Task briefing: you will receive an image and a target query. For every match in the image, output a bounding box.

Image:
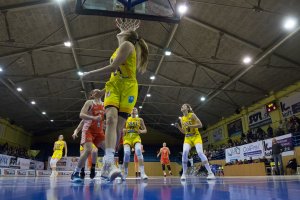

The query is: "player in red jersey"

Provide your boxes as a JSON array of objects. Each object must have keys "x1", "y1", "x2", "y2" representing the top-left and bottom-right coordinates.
[
  {"x1": 157, "y1": 142, "x2": 172, "y2": 177},
  {"x1": 71, "y1": 89, "x2": 105, "y2": 182}
]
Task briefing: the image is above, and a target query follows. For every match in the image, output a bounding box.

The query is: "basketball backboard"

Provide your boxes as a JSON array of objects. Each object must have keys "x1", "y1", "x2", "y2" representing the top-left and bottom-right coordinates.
[{"x1": 75, "y1": 0, "x2": 180, "y2": 23}]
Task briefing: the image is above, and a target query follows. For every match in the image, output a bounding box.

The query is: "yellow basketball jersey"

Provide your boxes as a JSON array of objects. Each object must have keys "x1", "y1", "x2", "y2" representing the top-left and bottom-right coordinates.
[
  {"x1": 181, "y1": 113, "x2": 200, "y2": 135},
  {"x1": 54, "y1": 140, "x2": 65, "y2": 151},
  {"x1": 110, "y1": 47, "x2": 137, "y2": 79},
  {"x1": 125, "y1": 117, "x2": 141, "y2": 135}
]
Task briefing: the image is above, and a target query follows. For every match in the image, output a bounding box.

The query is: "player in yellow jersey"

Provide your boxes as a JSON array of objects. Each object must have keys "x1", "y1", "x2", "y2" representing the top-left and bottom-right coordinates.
[
  {"x1": 175, "y1": 104, "x2": 215, "y2": 180},
  {"x1": 50, "y1": 135, "x2": 67, "y2": 178},
  {"x1": 123, "y1": 107, "x2": 148, "y2": 180},
  {"x1": 82, "y1": 26, "x2": 149, "y2": 181}
]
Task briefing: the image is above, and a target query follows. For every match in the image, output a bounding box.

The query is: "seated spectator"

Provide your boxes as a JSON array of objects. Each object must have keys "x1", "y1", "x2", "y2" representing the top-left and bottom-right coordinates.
[
  {"x1": 261, "y1": 156, "x2": 270, "y2": 167},
  {"x1": 286, "y1": 158, "x2": 297, "y2": 175},
  {"x1": 267, "y1": 125, "x2": 273, "y2": 138},
  {"x1": 249, "y1": 157, "x2": 253, "y2": 164},
  {"x1": 257, "y1": 127, "x2": 265, "y2": 140},
  {"x1": 243, "y1": 159, "x2": 249, "y2": 164}
]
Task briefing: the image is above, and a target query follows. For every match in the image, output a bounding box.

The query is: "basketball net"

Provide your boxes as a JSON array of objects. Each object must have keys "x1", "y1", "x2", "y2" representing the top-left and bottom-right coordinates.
[{"x1": 116, "y1": 18, "x2": 140, "y2": 32}]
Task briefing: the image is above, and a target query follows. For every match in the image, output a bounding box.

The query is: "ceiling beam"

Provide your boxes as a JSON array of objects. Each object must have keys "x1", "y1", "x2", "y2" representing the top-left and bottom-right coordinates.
[
  {"x1": 184, "y1": 16, "x2": 300, "y2": 68},
  {"x1": 140, "y1": 24, "x2": 179, "y2": 111},
  {"x1": 194, "y1": 23, "x2": 300, "y2": 112},
  {"x1": 0, "y1": 0, "x2": 55, "y2": 12},
  {"x1": 0, "y1": 29, "x2": 117, "y2": 60}
]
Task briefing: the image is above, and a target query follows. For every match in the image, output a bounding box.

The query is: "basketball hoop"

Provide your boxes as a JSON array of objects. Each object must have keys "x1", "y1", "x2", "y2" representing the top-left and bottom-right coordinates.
[{"x1": 116, "y1": 18, "x2": 140, "y2": 32}]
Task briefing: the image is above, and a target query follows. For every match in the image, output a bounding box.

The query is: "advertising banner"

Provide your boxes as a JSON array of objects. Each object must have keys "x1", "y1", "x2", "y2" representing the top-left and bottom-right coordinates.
[
  {"x1": 263, "y1": 134, "x2": 294, "y2": 157},
  {"x1": 280, "y1": 92, "x2": 300, "y2": 118},
  {"x1": 225, "y1": 146, "x2": 243, "y2": 163},
  {"x1": 0, "y1": 154, "x2": 12, "y2": 167},
  {"x1": 248, "y1": 107, "x2": 272, "y2": 128},
  {"x1": 17, "y1": 158, "x2": 31, "y2": 170},
  {"x1": 242, "y1": 141, "x2": 264, "y2": 160}
]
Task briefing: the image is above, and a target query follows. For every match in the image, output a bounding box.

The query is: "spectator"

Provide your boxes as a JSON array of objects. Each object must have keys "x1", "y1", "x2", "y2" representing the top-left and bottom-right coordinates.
[
  {"x1": 267, "y1": 125, "x2": 274, "y2": 138},
  {"x1": 257, "y1": 127, "x2": 265, "y2": 140},
  {"x1": 249, "y1": 157, "x2": 253, "y2": 164},
  {"x1": 243, "y1": 159, "x2": 249, "y2": 164},
  {"x1": 283, "y1": 118, "x2": 290, "y2": 133},
  {"x1": 272, "y1": 138, "x2": 284, "y2": 175},
  {"x1": 290, "y1": 115, "x2": 300, "y2": 132},
  {"x1": 286, "y1": 158, "x2": 297, "y2": 175},
  {"x1": 261, "y1": 156, "x2": 270, "y2": 167},
  {"x1": 277, "y1": 120, "x2": 285, "y2": 136}
]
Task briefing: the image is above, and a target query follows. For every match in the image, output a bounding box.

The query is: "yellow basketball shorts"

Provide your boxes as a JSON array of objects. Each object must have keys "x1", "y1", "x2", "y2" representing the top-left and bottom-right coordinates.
[
  {"x1": 80, "y1": 143, "x2": 97, "y2": 152},
  {"x1": 104, "y1": 75, "x2": 138, "y2": 114},
  {"x1": 184, "y1": 134, "x2": 203, "y2": 147},
  {"x1": 123, "y1": 133, "x2": 141, "y2": 148},
  {"x1": 51, "y1": 150, "x2": 63, "y2": 159}
]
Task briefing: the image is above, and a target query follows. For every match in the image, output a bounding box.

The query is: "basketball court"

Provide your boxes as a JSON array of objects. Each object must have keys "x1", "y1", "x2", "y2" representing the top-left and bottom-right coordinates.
[
  {"x1": 1, "y1": 0, "x2": 300, "y2": 199},
  {"x1": 1, "y1": 176, "x2": 300, "y2": 200}
]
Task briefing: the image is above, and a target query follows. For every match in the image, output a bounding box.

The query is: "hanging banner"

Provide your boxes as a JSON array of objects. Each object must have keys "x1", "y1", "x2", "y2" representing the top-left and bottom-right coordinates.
[
  {"x1": 227, "y1": 119, "x2": 243, "y2": 137},
  {"x1": 280, "y1": 92, "x2": 300, "y2": 118},
  {"x1": 211, "y1": 127, "x2": 224, "y2": 142},
  {"x1": 263, "y1": 134, "x2": 294, "y2": 157},
  {"x1": 0, "y1": 154, "x2": 12, "y2": 167},
  {"x1": 248, "y1": 107, "x2": 272, "y2": 128}
]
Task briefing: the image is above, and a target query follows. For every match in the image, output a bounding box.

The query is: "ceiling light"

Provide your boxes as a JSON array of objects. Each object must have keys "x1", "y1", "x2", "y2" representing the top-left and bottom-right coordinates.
[
  {"x1": 0, "y1": 67, "x2": 3, "y2": 72},
  {"x1": 171, "y1": 123, "x2": 175, "y2": 126},
  {"x1": 77, "y1": 71, "x2": 84, "y2": 76},
  {"x1": 139, "y1": 106, "x2": 143, "y2": 109},
  {"x1": 243, "y1": 56, "x2": 252, "y2": 64},
  {"x1": 164, "y1": 50, "x2": 172, "y2": 56},
  {"x1": 283, "y1": 17, "x2": 297, "y2": 30},
  {"x1": 16, "y1": 87, "x2": 22, "y2": 92},
  {"x1": 150, "y1": 75, "x2": 156, "y2": 80},
  {"x1": 200, "y1": 96, "x2": 206, "y2": 102},
  {"x1": 177, "y1": 4, "x2": 188, "y2": 15},
  {"x1": 64, "y1": 41, "x2": 72, "y2": 47},
  {"x1": 31, "y1": 101, "x2": 36, "y2": 105},
  {"x1": 50, "y1": 119, "x2": 54, "y2": 122},
  {"x1": 42, "y1": 112, "x2": 46, "y2": 115},
  {"x1": 146, "y1": 94, "x2": 151, "y2": 97}
]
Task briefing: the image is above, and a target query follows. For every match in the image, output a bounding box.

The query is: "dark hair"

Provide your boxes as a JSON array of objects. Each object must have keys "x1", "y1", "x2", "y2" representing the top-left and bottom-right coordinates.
[{"x1": 183, "y1": 104, "x2": 194, "y2": 113}]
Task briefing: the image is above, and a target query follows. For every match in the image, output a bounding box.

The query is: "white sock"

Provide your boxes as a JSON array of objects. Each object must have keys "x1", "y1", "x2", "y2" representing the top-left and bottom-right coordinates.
[
  {"x1": 182, "y1": 162, "x2": 187, "y2": 175},
  {"x1": 75, "y1": 167, "x2": 81, "y2": 173},
  {"x1": 205, "y1": 163, "x2": 212, "y2": 174},
  {"x1": 139, "y1": 165, "x2": 145, "y2": 174},
  {"x1": 105, "y1": 148, "x2": 115, "y2": 162}
]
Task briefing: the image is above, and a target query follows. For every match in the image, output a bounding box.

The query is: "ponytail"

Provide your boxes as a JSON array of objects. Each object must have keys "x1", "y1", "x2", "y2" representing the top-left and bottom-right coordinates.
[
  {"x1": 124, "y1": 31, "x2": 149, "y2": 74},
  {"x1": 185, "y1": 104, "x2": 194, "y2": 113},
  {"x1": 136, "y1": 38, "x2": 149, "y2": 74}
]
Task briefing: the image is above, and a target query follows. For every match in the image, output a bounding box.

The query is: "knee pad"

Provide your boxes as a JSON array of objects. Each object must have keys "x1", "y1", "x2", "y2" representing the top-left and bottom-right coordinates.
[
  {"x1": 134, "y1": 143, "x2": 143, "y2": 160},
  {"x1": 162, "y1": 164, "x2": 166, "y2": 171},
  {"x1": 123, "y1": 145, "x2": 131, "y2": 163}
]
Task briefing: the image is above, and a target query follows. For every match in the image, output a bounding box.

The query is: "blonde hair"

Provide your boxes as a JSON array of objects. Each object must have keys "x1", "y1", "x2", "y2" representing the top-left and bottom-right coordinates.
[{"x1": 124, "y1": 31, "x2": 149, "y2": 74}]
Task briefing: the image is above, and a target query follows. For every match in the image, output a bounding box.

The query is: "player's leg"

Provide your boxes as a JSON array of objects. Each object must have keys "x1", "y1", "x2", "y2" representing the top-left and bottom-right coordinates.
[
  {"x1": 162, "y1": 164, "x2": 166, "y2": 177},
  {"x1": 71, "y1": 142, "x2": 93, "y2": 181},
  {"x1": 118, "y1": 144, "x2": 124, "y2": 171},
  {"x1": 90, "y1": 146, "x2": 98, "y2": 179},
  {"x1": 50, "y1": 158, "x2": 59, "y2": 178},
  {"x1": 123, "y1": 144, "x2": 131, "y2": 179},
  {"x1": 195, "y1": 143, "x2": 215, "y2": 179},
  {"x1": 181, "y1": 143, "x2": 191, "y2": 181},
  {"x1": 134, "y1": 142, "x2": 148, "y2": 180},
  {"x1": 79, "y1": 146, "x2": 85, "y2": 179},
  {"x1": 167, "y1": 164, "x2": 172, "y2": 175}
]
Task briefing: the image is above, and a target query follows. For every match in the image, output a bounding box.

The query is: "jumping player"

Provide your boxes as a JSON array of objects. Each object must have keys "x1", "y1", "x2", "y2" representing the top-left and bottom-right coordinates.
[
  {"x1": 157, "y1": 142, "x2": 172, "y2": 177},
  {"x1": 71, "y1": 89, "x2": 105, "y2": 182},
  {"x1": 175, "y1": 104, "x2": 215, "y2": 180},
  {"x1": 50, "y1": 135, "x2": 67, "y2": 178},
  {"x1": 82, "y1": 25, "x2": 149, "y2": 181},
  {"x1": 123, "y1": 107, "x2": 148, "y2": 180}
]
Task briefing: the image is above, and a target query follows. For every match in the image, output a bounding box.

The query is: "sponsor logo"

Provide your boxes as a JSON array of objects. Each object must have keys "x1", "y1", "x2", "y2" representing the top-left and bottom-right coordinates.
[
  {"x1": 4, "y1": 169, "x2": 16, "y2": 175},
  {"x1": 17, "y1": 170, "x2": 27, "y2": 176},
  {"x1": 128, "y1": 96, "x2": 134, "y2": 103}
]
